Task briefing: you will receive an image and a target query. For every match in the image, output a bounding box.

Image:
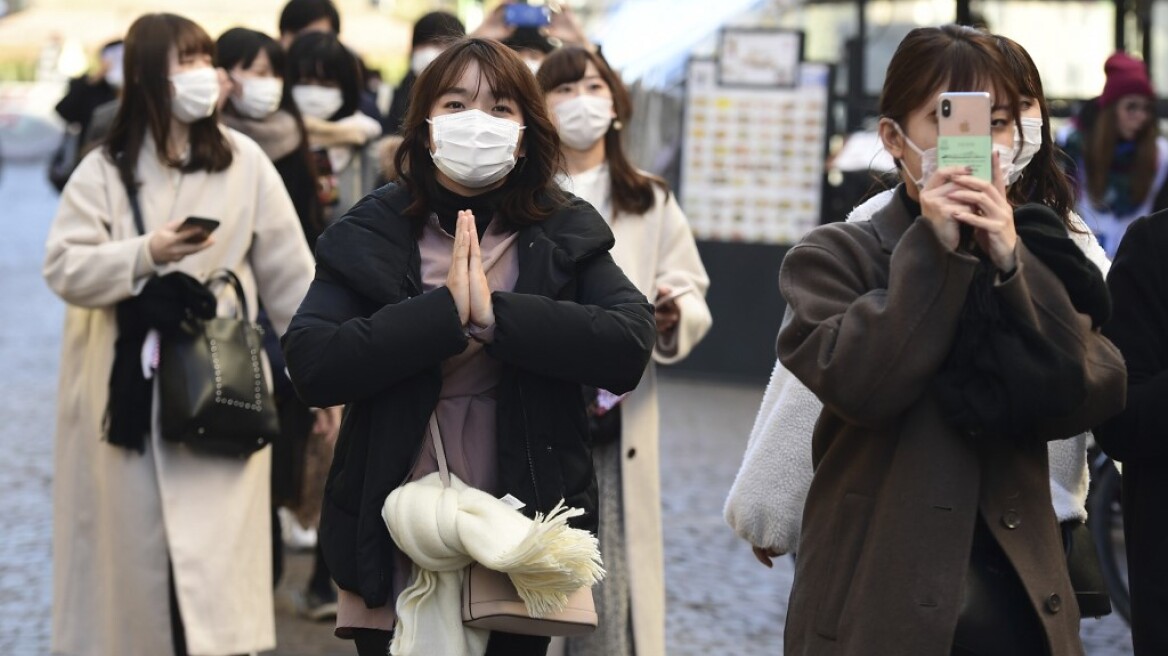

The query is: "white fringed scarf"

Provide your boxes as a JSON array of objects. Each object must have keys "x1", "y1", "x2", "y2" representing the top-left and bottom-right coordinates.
[{"x1": 382, "y1": 472, "x2": 604, "y2": 656}]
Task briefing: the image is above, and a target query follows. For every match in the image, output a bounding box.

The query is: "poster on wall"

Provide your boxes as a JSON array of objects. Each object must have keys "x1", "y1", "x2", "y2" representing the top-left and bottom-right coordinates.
[
  {"x1": 717, "y1": 28, "x2": 804, "y2": 88},
  {"x1": 680, "y1": 58, "x2": 831, "y2": 245}
]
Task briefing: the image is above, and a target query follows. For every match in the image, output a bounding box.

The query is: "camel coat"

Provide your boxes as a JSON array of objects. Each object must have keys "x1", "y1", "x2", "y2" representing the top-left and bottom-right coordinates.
[
  {"x1": 43, "y1": 129, "x2": 314, "y2": 656},
  {"x1": 777, "y1": 195, "x2": 1126, "y2": 655},
  {"x1": 560, "y1": 166, "x2": 712, "y2": 655}
]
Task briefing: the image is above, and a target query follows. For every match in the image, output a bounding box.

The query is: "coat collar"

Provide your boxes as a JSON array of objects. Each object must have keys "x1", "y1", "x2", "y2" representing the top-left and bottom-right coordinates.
[
  {"x1": 314, "y1": 184, "x2": 614, "y2": 304},
  {"x1": 869, "y1": 185, "x2": 917, "y2": 253}
]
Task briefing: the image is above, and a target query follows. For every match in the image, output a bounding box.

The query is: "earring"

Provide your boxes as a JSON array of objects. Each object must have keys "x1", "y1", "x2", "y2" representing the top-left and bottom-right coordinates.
[{"x1": 613, "y1": 119, "x2": 624, "y2": 131}]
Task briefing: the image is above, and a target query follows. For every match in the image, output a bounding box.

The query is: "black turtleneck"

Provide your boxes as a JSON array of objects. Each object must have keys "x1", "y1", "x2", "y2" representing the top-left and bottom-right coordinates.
[
  {"x1": 431, "y1": 182, "x2": 504, "y2": 239},
  {"x1": 896, "y1": 184, "x2": 922, "y2": 219}
]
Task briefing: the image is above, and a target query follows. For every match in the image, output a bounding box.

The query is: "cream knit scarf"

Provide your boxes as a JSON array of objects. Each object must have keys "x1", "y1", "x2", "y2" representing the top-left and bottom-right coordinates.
[{"x1": 382, "y1": 472, "x2": 604, "y2": 656}]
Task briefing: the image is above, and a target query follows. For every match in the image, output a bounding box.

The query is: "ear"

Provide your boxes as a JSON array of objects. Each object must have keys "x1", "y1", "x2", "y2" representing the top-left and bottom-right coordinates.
[{"x1": 878, "y1": 118, "x2": 905, "y2": 160}]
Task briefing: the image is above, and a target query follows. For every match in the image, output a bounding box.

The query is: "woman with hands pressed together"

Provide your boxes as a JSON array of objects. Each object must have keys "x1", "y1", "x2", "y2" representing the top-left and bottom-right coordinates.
[
  {"x1": 281, "y1": 38, "x2": 655, "y2": 656},
  {"x1": 776, "y1": 25, "x2": 1125, "y2": 656}
]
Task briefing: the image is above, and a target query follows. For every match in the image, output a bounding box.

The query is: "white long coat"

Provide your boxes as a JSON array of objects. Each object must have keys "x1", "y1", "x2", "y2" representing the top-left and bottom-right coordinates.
[
  {"x1": 560, "y1": 165, "x2": 712, "y2": 656},
  {"x1": 43, "y1": 129, "x2": 315, "y2": 656}
]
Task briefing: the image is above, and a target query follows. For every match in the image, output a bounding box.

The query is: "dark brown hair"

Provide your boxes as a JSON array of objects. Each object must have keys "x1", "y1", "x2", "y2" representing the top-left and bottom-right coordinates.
[
  {"x1": 393, "y1": 38, "x2": 565, "y2": 230},
  {"x1": 992, "y1": 34, "x2": 1080, "y2": 231},
  {"x1": 105, "y1": 14, "x2": 232, "y2": 186},
  {"x1": 1085, "y1": 101, "x2": 1159, "y2": 208},
  {"x1": 537, "y1": 46, "x2": 667, "y2": 217},
  {"x1": 881, "y1": 25, "x2": 1019, "y2": 163}
]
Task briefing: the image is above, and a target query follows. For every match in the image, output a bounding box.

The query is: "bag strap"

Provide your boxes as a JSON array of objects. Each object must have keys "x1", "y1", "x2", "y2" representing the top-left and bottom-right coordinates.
[
  {"x1": 205, "y1": 269, "x2": 250, "y2": 320},
  {"x1": 117, "y1": 159, "x2": 147, "y2": 237},
  {"x1": 428, "y1": 413, "x2": 451, "y2": 488}
]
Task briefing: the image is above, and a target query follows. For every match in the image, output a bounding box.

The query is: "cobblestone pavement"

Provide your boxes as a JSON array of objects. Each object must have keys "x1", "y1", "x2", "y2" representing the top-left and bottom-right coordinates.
[{"x1": 0, "y1": 162, "x2": 1135, "y2": 654}]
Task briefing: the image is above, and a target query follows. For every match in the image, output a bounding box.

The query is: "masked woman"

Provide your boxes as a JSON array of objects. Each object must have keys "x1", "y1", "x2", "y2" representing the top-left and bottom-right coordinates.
[
  {"x1": 776, "y1": 25, "x2": 1125, "y2": 655},
  {"x1": 282, "y1": 38, "x2": 655, "y2": 656},
  {"x1": 43, "y1": 13, "x2": 314, "y2": 656},
  {"x1": 537, "y1": 46, "x2": 711, "y2": 656}
]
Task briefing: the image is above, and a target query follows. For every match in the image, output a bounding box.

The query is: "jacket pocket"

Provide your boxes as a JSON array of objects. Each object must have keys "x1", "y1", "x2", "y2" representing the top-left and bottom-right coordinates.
[{"x1": 814, "y1": 492, "x2": 875, "y2": 640}]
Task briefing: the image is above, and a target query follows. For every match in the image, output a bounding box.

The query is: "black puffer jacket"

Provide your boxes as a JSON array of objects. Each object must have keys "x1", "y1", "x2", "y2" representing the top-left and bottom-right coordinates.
[{"x1": 283, "y1": 183, "x2": 655, "y2": 607}]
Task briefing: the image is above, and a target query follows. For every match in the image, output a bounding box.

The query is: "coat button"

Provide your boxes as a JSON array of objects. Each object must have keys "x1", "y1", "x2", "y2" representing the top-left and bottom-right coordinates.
[
  {"x1": 1045, "y1": 593, "x2": 1062, "y2": 614},
  {"x1": 1001, "y1": 510, "x2": 1021, "y2": 529},
  {"x1": 626, "y1": 448, "x2": 636, "y2": 459}
]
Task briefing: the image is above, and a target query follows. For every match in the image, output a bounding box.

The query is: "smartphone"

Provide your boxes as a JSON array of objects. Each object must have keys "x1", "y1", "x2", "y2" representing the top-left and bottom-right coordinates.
[
  {"x1": 179, "y1": 216, "x2": 220, "y2": 243},
  {"x1": 505, "y1": 3, "x2": 551, "y2": 27},
  {"x1": 655, "y1": 285, "x2": 695, "y2": 308},
  {"x1": 936, "y1": 92, "x2": 993, "y2": 182}
]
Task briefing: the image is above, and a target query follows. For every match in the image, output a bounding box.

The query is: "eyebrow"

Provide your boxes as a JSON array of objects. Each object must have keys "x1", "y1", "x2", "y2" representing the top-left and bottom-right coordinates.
[{"x1": 439, "y1": 86, "x2": 514, "y2": 102}]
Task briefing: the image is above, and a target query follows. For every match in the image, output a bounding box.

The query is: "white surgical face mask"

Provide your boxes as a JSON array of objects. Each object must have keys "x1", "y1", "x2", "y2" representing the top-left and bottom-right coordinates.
[
  {"x1": 231, "y1": 76, "x2": 284, "y2": 120},
  {"x1": 105, "y1": 65, "x2": 124, "y2": 90},
  {"x1": 554, "y1": 95, "x2": 614, "y2": 151},
  {"x1": 1007, "y1": 117, "x2": 1044, "y2": 185},
  {"x1": 429, "y1": 109, "x2": 525, "y2": 188},
  {"x1": 170, "y1": 67, "x2": 220, "y2": 124},
  {"x1": 993, "y1": 142, "x2": 1019, "y2": 186},
  {"x1": 411, "y1": 46, "x2": 443, "y2": 75},
  {"x1": 892, "y1": 122, "x2": 936, "y2": 190},
  {"x1": 292, "y1": 84, "x2": 344, "y2": 120}
]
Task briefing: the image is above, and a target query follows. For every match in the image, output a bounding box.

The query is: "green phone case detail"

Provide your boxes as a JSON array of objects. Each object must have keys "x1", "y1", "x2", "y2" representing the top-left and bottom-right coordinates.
[{"x1": 937, "y1": 135, "x2": 992, "y2": 182}]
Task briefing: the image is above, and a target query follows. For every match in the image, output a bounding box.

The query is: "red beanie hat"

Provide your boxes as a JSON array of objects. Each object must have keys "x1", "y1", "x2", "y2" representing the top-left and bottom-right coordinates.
[{"x1": 1100, "y1": 52, "x2": 1154, "y2": 108}]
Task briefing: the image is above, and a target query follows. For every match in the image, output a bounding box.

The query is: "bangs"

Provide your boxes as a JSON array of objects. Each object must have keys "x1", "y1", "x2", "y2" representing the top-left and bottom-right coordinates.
[
  {"x1": 940, "y1": 42, "x2": 1017, "y2": 109},
  {"x1": 287, "y1": 33, "x2": 354, "y2": 84},
  {"x1": 536, "y1": 48, "x2": 589, "y2": 90},
  {"x1": 173, "y1": 19, "x2": 214, "y2": 60},
  {"x1": 427, "y1": 41, "x2": 529, "y2": 104}
]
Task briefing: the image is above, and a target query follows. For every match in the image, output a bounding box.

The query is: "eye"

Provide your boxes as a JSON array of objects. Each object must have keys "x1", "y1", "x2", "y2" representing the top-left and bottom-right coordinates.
[
  {"x1": 556, "y1": 84, "x2": 573, "y2": 94},
  {"x1": 493, "y1": 104, "x2": 514, "y2": 114},
  {"x1": 588, "y1": 83, "x2": 605, "y2": 92},
  {"x1": 443, "y1": 100, "x2": 465, "y2": 110}
]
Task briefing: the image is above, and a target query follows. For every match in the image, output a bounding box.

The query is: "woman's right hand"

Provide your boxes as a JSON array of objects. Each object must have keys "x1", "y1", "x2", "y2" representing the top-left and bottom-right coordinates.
[
  {"x1": 918, "y1": 165, "x2": 971, "y2": 252},
  {"x1": 148, "y1": 218, "x2": 214, "y2": 264},
  {"x1": 752, "y1": 545, "x2": 781, "y2": 568},
  {"x1": 446, "y1": 211, "x2": 472, "y2": 326}
]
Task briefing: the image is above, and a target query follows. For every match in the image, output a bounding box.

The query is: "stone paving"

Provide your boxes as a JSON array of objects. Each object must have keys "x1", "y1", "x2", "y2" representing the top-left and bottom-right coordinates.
[{"x1": 0, "y1": 161, "x2": 1135, "y2": 654}]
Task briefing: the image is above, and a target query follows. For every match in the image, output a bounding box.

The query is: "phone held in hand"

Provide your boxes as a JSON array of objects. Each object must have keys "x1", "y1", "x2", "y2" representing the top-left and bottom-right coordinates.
[
  {"x1": 936, "y1": 92, "x2": 992, "y2": 182},
  {"x1": 654, "y1": 285, "x2": 695, "y2": 308},
  {"x1": 504, "y1": 3, "x2": 551, "y2": 27},
  {"x1": 179, "y1": 216, "x2": 220, "y2": 243}
]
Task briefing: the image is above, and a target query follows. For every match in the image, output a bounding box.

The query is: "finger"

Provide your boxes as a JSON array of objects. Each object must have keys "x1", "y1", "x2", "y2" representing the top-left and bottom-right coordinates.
[
  {"x1": 951, "y1": 212, "x2": 1004, "y2": 230},
  {"x1": 751, "y1": 547, "x2": 774, "y2": 568},
  {"x1": 990, "y1": 149, "x2": 1007, "y2": 196},
  {"x1": 923, "y1": 165, "x2": 973, "y2": 191}
]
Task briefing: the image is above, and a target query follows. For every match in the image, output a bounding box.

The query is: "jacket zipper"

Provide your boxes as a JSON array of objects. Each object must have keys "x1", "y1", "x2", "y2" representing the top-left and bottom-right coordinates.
[{"x1": 518, "y1": 384, "x2": 543, "y2": 510}]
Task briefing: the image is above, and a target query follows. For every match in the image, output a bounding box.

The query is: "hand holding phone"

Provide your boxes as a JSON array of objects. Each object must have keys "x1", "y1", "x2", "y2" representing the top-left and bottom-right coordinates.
[
  {"x1": 178, "y1": 216, "x2": 220, "y2": 243},
  {"x1": 936, "y1": 92, "x2": 992, "y2": 182},
  {"x1": 654, "y1": 284, "x2": 695, "y2": 308},
  {"x1": 505, "y1": 3, "x2": 551, "y2": 27}
]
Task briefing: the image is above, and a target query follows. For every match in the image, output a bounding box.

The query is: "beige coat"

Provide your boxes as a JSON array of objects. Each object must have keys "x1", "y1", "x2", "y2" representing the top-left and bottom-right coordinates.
[
  {"x1": 43, "y1": 129, "x2": 315, "y2": 656},
  {"x1": 561, "y1": 166, "x2": 713, "y2": 655}
]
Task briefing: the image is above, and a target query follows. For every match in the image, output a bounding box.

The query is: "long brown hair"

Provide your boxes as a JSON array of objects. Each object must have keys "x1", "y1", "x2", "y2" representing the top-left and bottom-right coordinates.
[
  {"x1": 105, "y1": 13, "x2": 233, "y2": 187},
  {"x1": 393, "y1": 38, "x2": 565, "y2": 231},
  {"x1": 537, "y1": 46, "x2": 667, "y2": 217},
  {"x1": 880, "y1": 25, "x2": 1019, "y2": 173},
  {"x1": 1085, "y1": 102, "x2": 1159, "y2": 208},
  {"x1": 992, "y1": 34, "x2": 1079, "y2": 231}
]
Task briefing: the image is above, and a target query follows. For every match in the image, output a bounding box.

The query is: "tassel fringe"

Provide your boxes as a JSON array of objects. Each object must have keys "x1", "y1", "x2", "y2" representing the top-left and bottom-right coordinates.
[{"x1": 489, "y1": 500, "x2": 606, "y2": 618}]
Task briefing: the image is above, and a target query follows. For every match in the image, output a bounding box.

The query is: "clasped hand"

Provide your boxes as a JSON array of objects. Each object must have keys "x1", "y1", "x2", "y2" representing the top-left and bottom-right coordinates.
[
  {"x1": 919, "y1": 150, "x2": 1018, "y2": 273},
  {"x1": 446, "y1": 210, "x2": 494, "y2": 330}
]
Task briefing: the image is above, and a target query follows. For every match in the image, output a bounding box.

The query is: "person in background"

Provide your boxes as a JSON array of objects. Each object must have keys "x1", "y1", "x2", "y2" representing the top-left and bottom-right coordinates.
[
  {"x1": 777, "y1": 24, "x2": 1125, "y2": 655},
  {"x1": 384, "y1": 10, "x2": 465, "y2": 135},
  {"x1": 215, "y1": 26, "x2": 343, "y2": 617},
  {"x1": 1095, "y1": 203, "x2": 1168, "y2": 656},
  {"x1": 538, "y1": 46, "x2": 711, "y2": 656},
  {"x1": 285, "y1": 31, "x2": 381, "y2": 224},
  {"x1": 1061, "y1": 52, "x2": 1168, "y2": 257},
  {"x1": 282, "y1": 37, "x2": 655, "y2": 656},
  {"x1": 43, "y1": 13, "x2": 315, "y2": 656},
  {"x1": 277, "y1": 0, "x2": 340, "y2": 49},
  {"x1": 50, "y1": 39, "x2": 123, "y2": 191}
]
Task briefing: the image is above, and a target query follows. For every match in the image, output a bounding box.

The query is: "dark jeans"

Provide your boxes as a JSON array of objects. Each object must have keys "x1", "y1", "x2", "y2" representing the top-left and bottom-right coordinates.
[
  {"x1": 352, "y1": 628, "x2": 550, "y2": 656},
  {"x1": 1123, "y1": 463, "x2": 1168, "y2": 655}
]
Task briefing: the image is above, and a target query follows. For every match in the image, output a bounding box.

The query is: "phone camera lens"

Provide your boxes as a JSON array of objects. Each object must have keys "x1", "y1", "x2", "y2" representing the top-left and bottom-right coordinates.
[{"x1": 941, "y1": 100, "x2": 951, "y2": 117}]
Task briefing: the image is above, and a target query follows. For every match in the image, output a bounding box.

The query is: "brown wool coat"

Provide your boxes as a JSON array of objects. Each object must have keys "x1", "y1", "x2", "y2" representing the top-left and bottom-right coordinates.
[{"x1": 776, "y1": 196, "x2": 1127, "y2": 656}]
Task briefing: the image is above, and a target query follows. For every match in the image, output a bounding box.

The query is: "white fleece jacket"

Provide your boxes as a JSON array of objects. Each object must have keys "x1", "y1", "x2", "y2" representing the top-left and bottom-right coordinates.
[{"x1": 724, "y1": 189, "x2": 1109, "y2": 554}]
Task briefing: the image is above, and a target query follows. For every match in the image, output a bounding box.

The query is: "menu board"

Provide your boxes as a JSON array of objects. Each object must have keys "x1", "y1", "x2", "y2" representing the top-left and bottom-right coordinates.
[{"x1": 680, "y1": 59, "x2": 831, "y2": 245}]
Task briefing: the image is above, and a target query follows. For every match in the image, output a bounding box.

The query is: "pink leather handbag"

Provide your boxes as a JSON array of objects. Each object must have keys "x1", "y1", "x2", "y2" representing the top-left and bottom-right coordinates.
[{"x1": 427, "y1": 415, "x2": 599, "y2": 637}]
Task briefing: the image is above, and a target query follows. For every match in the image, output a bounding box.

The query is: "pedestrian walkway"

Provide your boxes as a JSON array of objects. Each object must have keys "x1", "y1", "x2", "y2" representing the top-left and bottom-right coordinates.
[{"x1": 0, "y1": 162, "x2": 1134, "y2": 654}]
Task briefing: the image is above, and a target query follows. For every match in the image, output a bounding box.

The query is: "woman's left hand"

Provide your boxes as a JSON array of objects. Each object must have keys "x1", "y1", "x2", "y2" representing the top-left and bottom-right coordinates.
[
  {"x1": 654, "y1": 285, "x2": 680, "y2": 335},
  {"x1": 946, "y1": 150, "x2": 1018, "y2": 273},
  {"x1": 466, "y1": 211, "x2": 495, "y2": 329}
]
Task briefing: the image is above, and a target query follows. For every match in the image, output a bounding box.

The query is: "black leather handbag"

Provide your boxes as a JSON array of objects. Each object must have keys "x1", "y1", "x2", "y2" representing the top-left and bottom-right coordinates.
[{"x1": 157, "y1": 269, "x2": 279, "y2": 457}]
